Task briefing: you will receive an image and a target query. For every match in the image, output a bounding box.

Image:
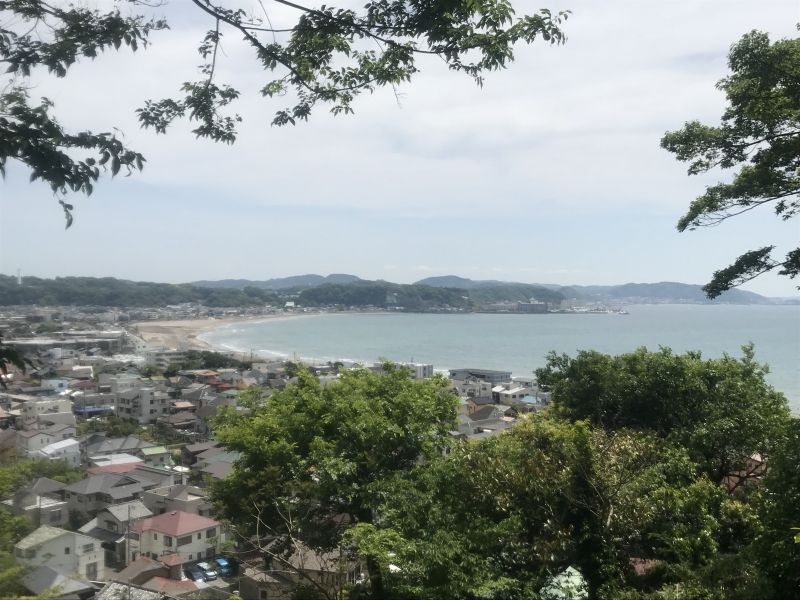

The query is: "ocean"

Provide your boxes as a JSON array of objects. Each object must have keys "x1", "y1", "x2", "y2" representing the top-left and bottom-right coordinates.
[{"x1": 200, "y1": 304, "x2": 800, "y2": 408}]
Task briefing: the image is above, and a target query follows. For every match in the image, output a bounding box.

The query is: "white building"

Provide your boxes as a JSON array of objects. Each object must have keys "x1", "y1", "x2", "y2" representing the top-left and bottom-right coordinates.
[
  {"x1": 37, "y1": 438, "x2": 81, "y2": 467},
  {"x1": 20, "y1": 397, "x2": 75, "y2": 430},
  {"x1": 14, "y1": 525, "x2": 105, "y2": 581},
  {"x1": 130, "y1": 510, "x2": 225, "y2": 563}
]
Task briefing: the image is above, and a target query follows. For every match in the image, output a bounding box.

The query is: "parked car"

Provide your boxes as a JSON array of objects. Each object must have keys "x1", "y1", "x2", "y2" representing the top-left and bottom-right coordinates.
[
  {"x1": 197, "y1": 562, "x2": 218, "y2": 581},
  {"x1": 184, "y1": 565, "x2": 205, "y2": 582},
  {"x1": 213, "y1": 556, "x2": 233, "y2": 577}
]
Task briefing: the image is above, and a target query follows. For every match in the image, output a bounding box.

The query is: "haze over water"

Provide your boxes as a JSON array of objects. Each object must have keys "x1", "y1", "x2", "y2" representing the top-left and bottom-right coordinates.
[{"x1": 201, "y1": 304, "x2": 800, "y2": 407}]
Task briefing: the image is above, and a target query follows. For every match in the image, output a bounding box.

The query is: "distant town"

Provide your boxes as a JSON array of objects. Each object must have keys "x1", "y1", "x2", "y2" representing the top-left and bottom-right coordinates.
[{"x1": 0, "y1": 303, "x2": 551, "y2": 599}]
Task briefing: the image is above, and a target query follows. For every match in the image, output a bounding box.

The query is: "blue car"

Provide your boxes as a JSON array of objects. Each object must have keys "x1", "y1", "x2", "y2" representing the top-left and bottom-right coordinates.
[{"x1": 213, "y1": 556, "x2": 233, "y2": 577}]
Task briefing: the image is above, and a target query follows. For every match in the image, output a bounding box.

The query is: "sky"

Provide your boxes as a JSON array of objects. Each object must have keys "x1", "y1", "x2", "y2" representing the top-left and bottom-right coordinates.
[{"x1": 1, "y1": 0, "x2": 799, "y2": 297}]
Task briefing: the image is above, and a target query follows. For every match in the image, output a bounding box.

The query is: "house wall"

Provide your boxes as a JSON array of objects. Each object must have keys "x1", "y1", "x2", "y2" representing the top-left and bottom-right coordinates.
[
  {"x1": 133, "y1": 525, "x2": 223, "y2": 562},
  {"x1": 16, "y1": 532, "x2": 105, "y2": 580}
]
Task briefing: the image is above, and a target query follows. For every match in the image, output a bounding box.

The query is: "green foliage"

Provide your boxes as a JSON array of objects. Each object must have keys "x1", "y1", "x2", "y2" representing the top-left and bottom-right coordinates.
[
  {"x1": 347, "y1": 417, "x2": 752, "y2": 599},
  {"x1": 211, "y1": 365, "x2": 457, "y2": 553},
  {"x1": 755, "y1": 417, "x2": 800, "y2": 594},
  {"x1": 79, "y1": 415, "x2": 142, "y2": 438},
  {"x1": 0, "y1": 2, "x2": 167, "y2": 224},
  {"x1": 662, "y1": 29, "x2": 800, "y2": 297},
  {"x1": 179, "y1": 349, "x2": 251, "y2": 371},
  {"x1": 139, "y1": 2, "x2": 568, "y2": 136},
  {"x1": 536, "y1": 345, "x2": 790, "y2": 480},
  {"x1": 2, "y1": 1, "x2": 567, "y2": 223},
  {"x1": 0, "y1": 457, "x2": 85, "y2": 500},
  {"x1": 298, "y1": 281, "x2": 473, "y2": 310},
  {"x1": 0, "y1": 274, "x2": 279, "y2": 307}
]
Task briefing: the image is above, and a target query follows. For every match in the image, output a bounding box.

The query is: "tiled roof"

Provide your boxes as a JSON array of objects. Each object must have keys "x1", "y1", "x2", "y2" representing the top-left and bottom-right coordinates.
[
  {"x1": 66, "y1": 473, "x2": 129, "y2": 495},
  {"x1": 141, "y1": 576, "x2": 199, "y2": 595},
  {"x1": 105, "y1": 500, "x2": 153, "y2": 522},
  {"x1": 132, "y1": 510, "x2": 220, "y2": 537},
  {"x1": 15, "y1": 525, "x2": 70, "y2": 549}
]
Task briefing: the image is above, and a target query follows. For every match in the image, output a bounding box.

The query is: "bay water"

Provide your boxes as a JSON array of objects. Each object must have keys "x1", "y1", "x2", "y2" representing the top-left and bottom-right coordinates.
[{"x1": 200, "y1": 304, "x2": 800, "y2": 407}]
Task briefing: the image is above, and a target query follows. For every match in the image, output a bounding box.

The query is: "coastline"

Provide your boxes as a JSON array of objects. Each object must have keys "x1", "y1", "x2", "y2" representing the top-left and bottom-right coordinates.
[{"x1": 130, "y1": 312, "x2": 324, "y2": 357}]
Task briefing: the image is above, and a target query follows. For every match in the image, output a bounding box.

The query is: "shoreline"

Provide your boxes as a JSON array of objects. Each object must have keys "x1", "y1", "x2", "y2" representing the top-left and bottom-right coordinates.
[{"x1": 131, "y1": 313, "x2": 323, "y2": 357}]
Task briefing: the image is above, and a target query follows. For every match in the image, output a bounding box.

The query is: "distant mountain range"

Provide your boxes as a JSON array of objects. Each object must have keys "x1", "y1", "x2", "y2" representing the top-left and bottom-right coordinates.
[
  {"x1": 191, "y1": 274, "x2": 362, "y2": 290},
  {"x1": 0, "y1": 274, "x2": 791, "y2": 308},
  {"x1": 413, "y1": 276, "x2": 775, "y2": 304}
]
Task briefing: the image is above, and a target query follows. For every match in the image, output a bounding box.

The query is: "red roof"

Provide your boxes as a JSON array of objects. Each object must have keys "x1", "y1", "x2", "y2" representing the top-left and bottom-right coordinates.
[
  {"x1": 158, "y1": 552, "x2": 188, "y2": 566},
  {"x1": 88, "y1": 462, "x2": 143, "y2": 475},
  {"x1": 142, "y1": 576, "x2": 199, "y2": 594},
  {"x1": 171, "y1": 401, "x2": 195, "y2": 409},
  {"x1": 132, "y1": 510, "x2": 220, "y2": 536}
]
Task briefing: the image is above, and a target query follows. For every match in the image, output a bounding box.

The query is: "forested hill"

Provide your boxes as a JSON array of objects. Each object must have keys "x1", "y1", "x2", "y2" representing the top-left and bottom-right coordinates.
[
  {"x1": 0, "y1": 275, "x2": 280, "y2": 307},
  {"x1": 1, "y1": 274, "x2": 780, "y2": 307},
  {"x1": 192, "y1": 273, "x2": 362, "y2": 289},
  {"x1": 416, "y1": 276, "x2": 773, "y2": 304}
]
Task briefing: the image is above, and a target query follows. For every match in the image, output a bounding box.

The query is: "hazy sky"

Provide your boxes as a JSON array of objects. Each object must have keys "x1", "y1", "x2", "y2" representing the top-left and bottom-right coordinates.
[{"x1": 1, "y1": 0, "x2": 799, "y2": 296}]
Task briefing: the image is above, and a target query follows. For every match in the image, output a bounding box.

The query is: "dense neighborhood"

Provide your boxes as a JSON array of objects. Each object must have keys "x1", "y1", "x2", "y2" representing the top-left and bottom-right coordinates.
[{"x1": 0, "y1": 305, "x2": 551, "y2": 599}]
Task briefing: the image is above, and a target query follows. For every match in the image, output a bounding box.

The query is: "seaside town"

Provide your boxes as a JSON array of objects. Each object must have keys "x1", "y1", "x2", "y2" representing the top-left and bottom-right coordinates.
[{"x1": 0, "y1": 304, "x2": 552, "y2": 599}]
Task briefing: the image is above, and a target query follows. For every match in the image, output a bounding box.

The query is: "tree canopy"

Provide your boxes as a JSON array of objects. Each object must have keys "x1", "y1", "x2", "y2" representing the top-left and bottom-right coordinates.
[
  {"x1": 202, "y1": 356, "x2": 797, "y2": 599},
  {"x1": 662, "y1": 29, "x2": 800, "y2": 297},
  {"x1": 1, "y1": 0, "x2": 568, "y2": 224}
]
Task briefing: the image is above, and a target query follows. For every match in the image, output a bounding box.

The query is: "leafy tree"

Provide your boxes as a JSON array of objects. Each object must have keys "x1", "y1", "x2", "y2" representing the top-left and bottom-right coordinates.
[
  {"x1": 661, "y1": 29, "x2": 800, "y2": 297},
  {"x1": 2, "y1": 0, "x2": 568, "y2": 223},
  {"x1": 536, "y1": 345, "x2": 790, "y2": 481},
  {"x1": 347, "y1": 417, "x2": 756, "y2": 599},
  {"x1": 755, "y1": 417, "x2": 800, "y2": 595},
  {"x1": 210, "y1": 365, "x2": 457, "y2": 597}
]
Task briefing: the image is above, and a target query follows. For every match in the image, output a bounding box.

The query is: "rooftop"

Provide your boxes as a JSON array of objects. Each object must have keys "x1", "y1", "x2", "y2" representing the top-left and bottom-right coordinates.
[
  {"x1": 15, "y1": 525, "x2": 70, "y2": 550},
  {"x1": 132, "y1": 510, "x2": 220, "y2": 536}
]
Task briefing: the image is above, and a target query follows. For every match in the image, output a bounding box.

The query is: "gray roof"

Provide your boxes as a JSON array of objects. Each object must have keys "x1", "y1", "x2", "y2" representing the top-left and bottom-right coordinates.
[
  {"x1": 31, "y1": 477, "x2": 67, "y2": 496},
  {"x1": 66, "y1": 473, "x2": 129, "y2": 495},
  {"x1": 22, "y1": 565, "x2": 97, "y2": 597},
  {"x1": 96, "y1": 582, "x2": 162, "y2": 600},
  {"x1": 86, "y1": 435, "x2": 154, "y2": 455},
  {"x1": 105, "y1": 500, "x2": 153, "y2": 522},
  {"x1": 16, "y1": 525, "x2": 70, "y2": 549},
  {"x1": 107, "y1": 483, "x2": 145, "y2": 501}
]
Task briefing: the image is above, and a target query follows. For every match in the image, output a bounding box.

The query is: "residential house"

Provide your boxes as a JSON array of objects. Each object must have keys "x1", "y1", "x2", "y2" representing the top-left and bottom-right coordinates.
[
  {"x1": 140, "y1": 485, "x2": 214, "y2": 517},
  {"x1": 64, "y1": 473, "x2": 150, "y2": 517},
  {"x1": 84, "y1": 435, "x2": 155, "y2": 458},
  {"x1": 14, "y1": 525, "x2": 105, "y2": 581},
  {"x1": 136, "y1": 445, "x2": 173, "y2": 468},
  {"x1": 4, "y1": 477, "x2": 68, "y2": 528},
  {"x1": 37, "y1": 438, "x2": 81, "y2": 466},
  {"x1": 130, "y1": 510, "x2": 226, "y2": 563},
  {"x1": 79, "y1": 500, "x2": 153, "y2": 567},
  {"x1": 21, "y1": 565, "x2": 98, "y2": 600}
]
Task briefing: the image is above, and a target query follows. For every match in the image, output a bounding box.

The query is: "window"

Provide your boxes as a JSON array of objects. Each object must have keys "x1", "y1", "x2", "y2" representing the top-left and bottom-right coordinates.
[
  {"x1": 64, "y1": 547, "x2": 70, "y2": 554},
  {"x1": 197, "y1": 533, "x2": 201, "y2": 540},
  {"x1": 49, "y1": 510, "x2": 62, "y2": 523},
  {"x1": 86, "y1": 562, "x2": 97, "y2": 579},
  {"x1": 206, "y1": 528, "x2": 216, "y2": 538},
  {"x1": 260, "y1": 590, "x2": 267, "y2": 600},
  {"x1": 164, "y1": 536, "x2": 173, "y2": 547},
  {"x1": 177, "y1": 535, "x2": 192, "y2": 546},
  {"x1": 82, "y1": 543, "x2": 94, "y2": 553},
  {"x1": 153, "y1": 533, "x2": 158, "y2": 540}
]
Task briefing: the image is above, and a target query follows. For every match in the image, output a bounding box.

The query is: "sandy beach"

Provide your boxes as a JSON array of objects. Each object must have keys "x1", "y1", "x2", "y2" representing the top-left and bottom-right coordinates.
[{"x1": 130, "y1": 312, "x2": 327, "y2": 356}]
